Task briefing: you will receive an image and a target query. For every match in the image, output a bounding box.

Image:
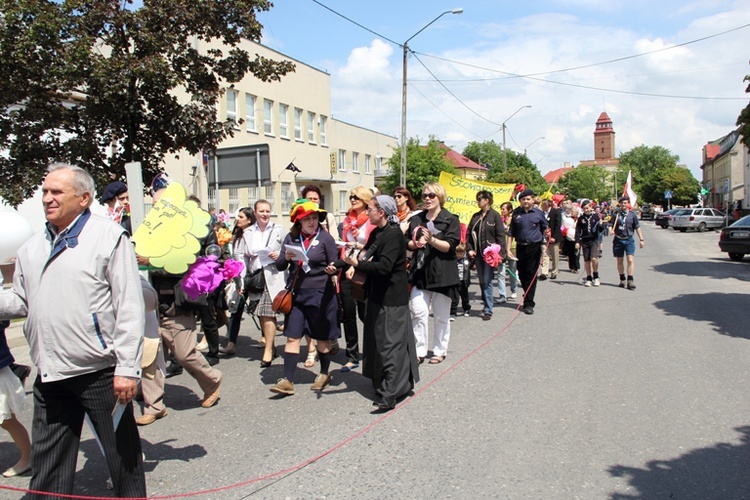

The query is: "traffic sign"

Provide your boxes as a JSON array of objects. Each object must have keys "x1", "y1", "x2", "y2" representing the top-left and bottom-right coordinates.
[{"x1": 664, "y1": 190, "x2": 673, "y2": 199}]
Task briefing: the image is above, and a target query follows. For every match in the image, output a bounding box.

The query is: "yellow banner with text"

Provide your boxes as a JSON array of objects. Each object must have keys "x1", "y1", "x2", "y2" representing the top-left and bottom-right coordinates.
[{"x1": 439, "y1": 172, "x2": 515, "y2": 223}]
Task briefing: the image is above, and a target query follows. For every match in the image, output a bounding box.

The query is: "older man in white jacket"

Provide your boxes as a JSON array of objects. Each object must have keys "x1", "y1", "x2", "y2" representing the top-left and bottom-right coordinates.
[{"x1": 0, "y1": 164, "x2": 146, "y2": 499}]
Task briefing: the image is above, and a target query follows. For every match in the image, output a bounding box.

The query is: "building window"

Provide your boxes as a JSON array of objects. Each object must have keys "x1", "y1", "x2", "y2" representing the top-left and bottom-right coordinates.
[
  {"x1": 338, "y1": 149, "x2": 346, "y2": 171},
  {"x1": 228, "y1": 187, "x2": 239, "y2": 215},
  {"x1": 365, "y1": 154, "x2": 371, "y2": 174},
  {"x1": 307, "y1": 112, "x2": 316, "y2": 143},
  {"x1": 263, "y1": 99, "x2": 273, "y2": 135},
  {"x1": 320, "y1": 115, "x2": 327, "y2": 145},
  {"x1": 208, "y1": 188, "x2": 216, "y2": 211},
  {"x1": 247, "y1": 186, "x2": 259, "y2": 206},
  {"x1": 279, "y1": 103, "x2": 289, "y2": 138},
  {"x1": 339, "y1": 190, "x2": 347, "y2": 214},
  {"x1": 245, "y1": 94, "x2": 257, "y2": 132},
  {"x1": 352, "y1": 152, "x2": 359, "y2": 173},
  {"x1": 281, "y1": 182, "x2": 293, "y2": 214},
  {"x1": 226, "y1": 89, "x2": 238, "y2": 127},
  {"x1": 376, "y1": 156, "x2": 383, "y2": 172},
  {"x1": 263, "y1": 186, "x2": 276, "y2": 216},
  {"x1": 294, "y1": 108, "x2": 303, "y2": 140}
]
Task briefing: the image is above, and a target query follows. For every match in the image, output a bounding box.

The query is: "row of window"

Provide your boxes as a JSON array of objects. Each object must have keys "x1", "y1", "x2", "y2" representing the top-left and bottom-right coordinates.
[
  {"x1": 208, "y1": 185, "x2": 379, "y2": 217},
  {"x1": 226, "y1": 89, "x2": 327, "y2": 145},
  {"x1": 337, "y1": 149, "x2": 382, "y2": 174}
]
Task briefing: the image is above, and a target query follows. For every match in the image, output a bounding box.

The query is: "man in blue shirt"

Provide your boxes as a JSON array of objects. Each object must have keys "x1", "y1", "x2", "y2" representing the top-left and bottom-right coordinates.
[
  {"x1": 611, "y1": 196, "x2": 645, "y2": 289},
  {"x1": 508, "y1": 189, "x2": 549, "y2": 315}
]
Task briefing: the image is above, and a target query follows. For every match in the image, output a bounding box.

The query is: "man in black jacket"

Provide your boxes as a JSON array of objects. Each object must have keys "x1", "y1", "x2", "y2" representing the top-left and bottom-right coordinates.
[{"x1": 540, "y1": 199, "x2": 563, "y2": 280}]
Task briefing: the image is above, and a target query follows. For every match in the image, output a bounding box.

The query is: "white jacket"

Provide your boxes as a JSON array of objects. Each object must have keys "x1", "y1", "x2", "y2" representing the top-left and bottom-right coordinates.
[{"x1": 0, "y1": 210, "x2": 144, "y2": 382}]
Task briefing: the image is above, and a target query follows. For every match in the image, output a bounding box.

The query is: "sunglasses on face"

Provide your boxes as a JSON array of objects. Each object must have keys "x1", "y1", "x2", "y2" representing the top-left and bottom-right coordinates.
[
  {"x1": 349, "y1": 195, "x2": 360, "y2": 201},
  {"x1": 422, "y1": 193, "x2": 437, "y2": 200},
  {"x1": 394, "y1": 194, "x2": 404, "y2": 199}
]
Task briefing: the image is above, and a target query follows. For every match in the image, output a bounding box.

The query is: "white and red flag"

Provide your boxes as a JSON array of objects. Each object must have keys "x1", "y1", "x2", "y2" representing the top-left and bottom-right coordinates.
[{"x1": 623, "y1": 170, "x2": 637, "y2": 209}]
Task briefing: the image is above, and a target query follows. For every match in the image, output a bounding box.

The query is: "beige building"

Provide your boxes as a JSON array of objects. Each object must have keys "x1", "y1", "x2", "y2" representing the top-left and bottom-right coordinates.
[
  {"x1": 161, "y1": 38, "x2": 395, "y2": 224},
  {"x1": 701, "y1": 130, "x2": 748, "y2": 211}
]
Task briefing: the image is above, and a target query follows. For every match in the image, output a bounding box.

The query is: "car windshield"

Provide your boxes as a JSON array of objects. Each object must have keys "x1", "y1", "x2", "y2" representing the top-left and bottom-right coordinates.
[
  {"x1": 729, "y1": 215, "x2": 750, "y2": 227},
  {"x1": 674, "y1": 209, "x2": 691, "y2": 215}
]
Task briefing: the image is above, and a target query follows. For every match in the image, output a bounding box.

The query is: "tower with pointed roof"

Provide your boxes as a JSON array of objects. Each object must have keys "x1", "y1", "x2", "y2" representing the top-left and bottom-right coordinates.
[{"x1": 594, "y1": 112, "x2": 615, "y2": 161}]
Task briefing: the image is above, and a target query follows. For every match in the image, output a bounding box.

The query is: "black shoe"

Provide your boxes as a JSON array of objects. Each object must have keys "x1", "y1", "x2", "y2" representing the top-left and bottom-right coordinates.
[
  {"x1": 165, "y1": 363, "x2": 183, "y2": 378},
  {"x1": 260, "y1": 348, "x2": 279, "y2": 368},
  {"x1": 373, "y1": 397, "x2": 396, "y2": 411},
  {"x1": 521, "y1": 306, "x2": 534, "y2": 315},
  {"x1": 204, "y1": 355, "x2": 220, "y2": 367},
  {"x1": 627, "y1": 280, "x2": 636, "y2": 290},
  {"x1": 619, "y1": 279, "x2": 626, "y2": 288},
  {"x1": 10, "y1": 363, "x2": 32, "y2": 387},
  {"x1": 549, "y1": 274, "x2": 557, "y2": 280},
  {"x1": 482, "y1": 314, "x2": 492, "y2": 321},
  {"x1": 538, "y1": 274, "x2": 548, "y2": 281}
]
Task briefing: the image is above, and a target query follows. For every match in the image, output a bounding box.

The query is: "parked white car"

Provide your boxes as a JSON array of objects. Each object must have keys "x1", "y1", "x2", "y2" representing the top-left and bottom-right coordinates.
[{"x1": 672, "y1": 208, "x2": 726, "y2": 232}]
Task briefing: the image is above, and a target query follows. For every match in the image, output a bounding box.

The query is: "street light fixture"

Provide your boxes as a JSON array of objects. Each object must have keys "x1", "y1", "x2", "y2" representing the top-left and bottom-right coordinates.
[
  {"x1": 400, "y1": 8, "x2": 463, "y2": 187},
  {"x1": 523, "y1": 136, "x2": 545, "y2": 156},
  {"x1": 502, "y1": 105, "x2": 532, "y2": 172}
]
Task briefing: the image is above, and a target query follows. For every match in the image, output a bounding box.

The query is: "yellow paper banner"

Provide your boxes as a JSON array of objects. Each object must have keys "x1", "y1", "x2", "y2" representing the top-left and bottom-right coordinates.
[
  {"x1": 439, "y1": 172, "x2": 515, "y2": 223},
  {"x1": 132, "y1": 182, "x2": 211, "y2": 274}
]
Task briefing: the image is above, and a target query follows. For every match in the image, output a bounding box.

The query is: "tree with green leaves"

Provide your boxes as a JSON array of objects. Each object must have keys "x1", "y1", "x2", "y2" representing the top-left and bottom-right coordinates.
[
  {"x1": 616, "y1": 145, "x2": 680, "y2": 203},
  {"x1": 462, "y1": 141, "x2": 547, "y2": 193},
  {"x1": 737, "y1": 72, "x2": 750, "y2": 150},
  {"x1": 0, "y1": 0, "x2": 294, "y2": 207},
  {"x1": 653, "y1": 167, "x2": 700, "y2": 207},
  {"x1": 556, "y1": 165, "x2": 610, "y2": 202},
  {"x1": 381, "y1": 136, "x2": 458, "y2": 198}
]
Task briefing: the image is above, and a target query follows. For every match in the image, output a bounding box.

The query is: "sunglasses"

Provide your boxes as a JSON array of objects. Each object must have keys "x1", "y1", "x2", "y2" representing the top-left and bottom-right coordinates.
[
  {"x1": 422, "y1": 193, "x2": 437, "y2": 200},
  {"x1": 394, "y1": 194, "x2": 404, "y2": 199},
  {"x1": 349, "y1": 195, "x2": 360, "y2": 201}
]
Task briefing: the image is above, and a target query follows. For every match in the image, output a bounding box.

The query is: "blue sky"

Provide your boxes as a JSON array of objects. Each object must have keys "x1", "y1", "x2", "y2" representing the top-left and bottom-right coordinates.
[{"x1": 257, "y1": 0, "x2": 750, "y2": 178}]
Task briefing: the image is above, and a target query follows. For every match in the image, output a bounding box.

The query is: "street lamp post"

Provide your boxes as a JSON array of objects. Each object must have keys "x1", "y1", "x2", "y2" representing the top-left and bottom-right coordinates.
[
  {"x1": 523, "y1": 136, "x2": 545, "y2": 156},
  {"x1": 400, "y1": 8, "x2": 463, "y2": 188},
  {"x1": 502, "y1": 105, "x2": 531, "y2": 172}
]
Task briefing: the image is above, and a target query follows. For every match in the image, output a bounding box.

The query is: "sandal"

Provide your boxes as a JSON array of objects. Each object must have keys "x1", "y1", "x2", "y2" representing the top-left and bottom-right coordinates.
[
  {"x1": 429, "y1": 356, "x2": 445, "y2": 364},
  {"x1": 304, "y1": 348, "x2": 318, "y2": 368}
]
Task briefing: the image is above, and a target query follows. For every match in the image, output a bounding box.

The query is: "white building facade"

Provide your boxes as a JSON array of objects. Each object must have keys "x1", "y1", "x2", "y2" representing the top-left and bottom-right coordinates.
[{"x1": 161, "y1": 38, "x2": 395, "y2": 223}]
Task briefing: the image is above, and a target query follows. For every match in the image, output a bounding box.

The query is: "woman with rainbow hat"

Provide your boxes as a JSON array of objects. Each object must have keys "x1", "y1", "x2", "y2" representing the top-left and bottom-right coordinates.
[{"x1": 270, "y1": 199, "x2": 343, "y2": 395}]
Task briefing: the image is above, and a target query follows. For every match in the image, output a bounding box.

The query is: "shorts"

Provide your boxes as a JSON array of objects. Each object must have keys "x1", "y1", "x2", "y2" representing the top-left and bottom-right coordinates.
[
  {"x1": 284, "y1": 287, "x2": 341, "y2": 341},
  {"x1": 612, "y1": 237, "x2": 636, "y2": 258},
  {"x1": 581, "y1": 240, "x2": 600, "y2": 261}
]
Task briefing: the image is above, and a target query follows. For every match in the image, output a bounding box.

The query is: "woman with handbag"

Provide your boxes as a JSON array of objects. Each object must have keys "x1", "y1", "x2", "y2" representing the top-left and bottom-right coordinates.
[
  {"x1": 406, "y1": 182, "x2": 461, "y2": 365},
  {"x1": 270, "y1": 200, "x2": 342, "y2": 395},
  {"x1": 222, "y1": 207, "x2": 256, "y2": 355},
  {"x1": 233, "y1": 200, "x2": 286, "y2": 367},
  {"x1": 344, "y1": 195, "x2": 420, "y2": 411},
  {"x1": 339, "y1": 186, "x2": 375, "y2": 372}
]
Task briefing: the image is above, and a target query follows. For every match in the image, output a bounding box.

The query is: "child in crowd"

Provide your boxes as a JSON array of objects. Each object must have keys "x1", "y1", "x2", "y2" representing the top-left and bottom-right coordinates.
[
  {"x1": 450, "y1": 243, "x2": 472, "y2": 318},
  {"x1": 0, "y1": 319, "x2": 31, "y2": 478}
]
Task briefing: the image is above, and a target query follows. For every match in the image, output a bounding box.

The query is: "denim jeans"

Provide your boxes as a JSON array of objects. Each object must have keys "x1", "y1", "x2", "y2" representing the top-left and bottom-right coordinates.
[
  {"x1": 475, "y1": 258, "x2": 495, "y2": 315},
  {"x1": 497, "y1": 261, "x2": 518, "y2": 299}
]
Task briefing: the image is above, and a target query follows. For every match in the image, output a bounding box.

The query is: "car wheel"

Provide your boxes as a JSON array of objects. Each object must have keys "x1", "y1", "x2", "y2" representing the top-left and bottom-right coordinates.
[
  {"x1": 729, "y1": 252, "x2": 745, "y2": 262},
  {"x1": 698, "y1": 222, "x2": 707, "y2": 232},
  {"x1": 679, "y1": 228, "x2": 687, "y2": 232}
]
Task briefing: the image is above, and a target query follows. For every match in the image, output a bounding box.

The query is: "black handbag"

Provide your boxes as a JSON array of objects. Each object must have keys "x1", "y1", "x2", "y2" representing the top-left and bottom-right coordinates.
[{"x1": 244, "y1": 268, "x2": 265, "y2": 294}]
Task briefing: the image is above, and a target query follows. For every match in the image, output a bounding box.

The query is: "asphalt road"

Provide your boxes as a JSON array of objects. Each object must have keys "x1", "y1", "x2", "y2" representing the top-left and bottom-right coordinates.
[{"x1": 2, "y1": 221, "x2": 750, "y2": 499}]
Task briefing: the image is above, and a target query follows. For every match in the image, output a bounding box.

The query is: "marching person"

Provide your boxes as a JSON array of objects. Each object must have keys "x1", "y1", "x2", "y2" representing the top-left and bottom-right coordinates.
[
  {"x1": 270, "y1": 200, "x2": 342, "y2": 395},
  {"x1": 507, "y1": 189, "x2": 549, "y2": 315},
  {"x1": 611, "y1": 196, "x2": 645, "y2": 290},
  {"x1": 467, "y1": 190, "x2": 505, "y2": 320},
  {"x1": 406, "y1": 182, "x2": 460, "y2": 364},
  {"x1": 345, "y1": 195, "x2": 419, "y2": 411},
  {"x1": 0, "y1": 164, "x2": 147, "y2": 498},
  {"x1": 575, "y1": 200, "x2": 602, "y2": 287}
]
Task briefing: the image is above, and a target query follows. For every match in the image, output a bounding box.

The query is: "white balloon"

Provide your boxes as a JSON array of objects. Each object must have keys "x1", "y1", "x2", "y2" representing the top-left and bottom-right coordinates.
[{"x1": 0, "y1": 211, "x2": 35, "y2": 264}]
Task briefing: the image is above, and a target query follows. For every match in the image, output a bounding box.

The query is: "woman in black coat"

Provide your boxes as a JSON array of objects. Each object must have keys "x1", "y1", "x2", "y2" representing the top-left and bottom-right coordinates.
[
  {"x1": 405, "y1": 182, "x2": 460, "y2": 364},
  {"x1": 346, "y1": 195, "x2": 420, "y2": 411}
]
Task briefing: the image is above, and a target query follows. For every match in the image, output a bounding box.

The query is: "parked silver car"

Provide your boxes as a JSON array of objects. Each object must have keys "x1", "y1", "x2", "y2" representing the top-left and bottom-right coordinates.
[{"x1": 672, "y1": 207, "x2": 726, "y2": 232}]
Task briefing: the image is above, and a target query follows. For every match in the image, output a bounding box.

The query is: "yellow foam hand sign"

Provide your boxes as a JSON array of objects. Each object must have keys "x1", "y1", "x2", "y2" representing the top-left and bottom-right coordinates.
[{"x1": 132, "y1": 182, "x2": 210, "y2": 274}]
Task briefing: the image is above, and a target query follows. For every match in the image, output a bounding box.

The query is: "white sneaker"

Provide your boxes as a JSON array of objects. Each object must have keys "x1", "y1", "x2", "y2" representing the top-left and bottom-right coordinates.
[
  {"x1": 584, "y1": 280, "x2": 592, "y2": 287},
  {"x1": 593, "y1": 278, "x2": 601, "y2": 287},
  {"x1": 580, "y1": 277, "x2": 589, "y2": 285},
  {"x1": 510, "y1": 292, "x2": 517, "y2": 299}
]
